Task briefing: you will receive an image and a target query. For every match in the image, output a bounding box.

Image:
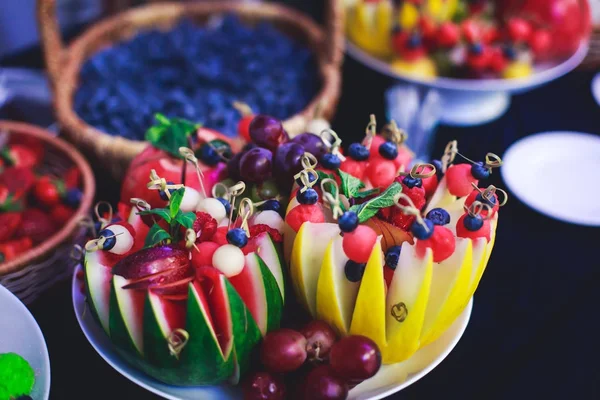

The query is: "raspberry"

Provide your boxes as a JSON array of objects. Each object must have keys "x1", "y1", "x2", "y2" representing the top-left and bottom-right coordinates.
[
  {"x1": 386, "y1": 176, "x2": 427, "y2": 231},
  {"x1": 193, "y1": 212, "x2": 218, "y2": 242},
  {"x1": 249, "y1": 224, "x2": 283, "y2": 243}
]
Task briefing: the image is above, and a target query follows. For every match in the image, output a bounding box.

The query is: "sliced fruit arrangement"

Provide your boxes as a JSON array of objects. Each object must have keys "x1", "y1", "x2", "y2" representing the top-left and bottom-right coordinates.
[
  {"x1": 285, "y1": 116, "x2": 507, "y2": 364},
  {"x1": 0, "y1": 132, "x2": 84, "y2": 264},
  {"x1": 346, "y1": 0, "x2": 591, "y2": 80},
  {"x1": 82, "y1": 140, "x2": 287, "y2": 386}
]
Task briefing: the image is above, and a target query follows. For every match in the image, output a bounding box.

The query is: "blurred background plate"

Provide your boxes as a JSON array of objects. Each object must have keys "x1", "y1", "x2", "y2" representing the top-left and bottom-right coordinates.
[
  {"x1": 72, "y1": 265, "x2": 472, "y2": 400},
  {"x1": 502, "y1": 131, "x2": 600, "y2": 226},
  {"x1": 0, "y1": 284, "x2": 51, "y2": 400}
]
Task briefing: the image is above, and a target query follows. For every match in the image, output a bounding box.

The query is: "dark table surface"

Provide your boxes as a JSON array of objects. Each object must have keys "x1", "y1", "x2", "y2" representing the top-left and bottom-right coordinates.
[{"x1": 3, "y1": 10, "x2": 600, "y2": 400}]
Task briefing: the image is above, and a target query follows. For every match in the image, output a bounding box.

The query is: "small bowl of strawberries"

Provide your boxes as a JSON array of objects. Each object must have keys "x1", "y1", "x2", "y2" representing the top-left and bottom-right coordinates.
[{"x1": 0, "y1": 121, "x2": 95, "y2": 304}]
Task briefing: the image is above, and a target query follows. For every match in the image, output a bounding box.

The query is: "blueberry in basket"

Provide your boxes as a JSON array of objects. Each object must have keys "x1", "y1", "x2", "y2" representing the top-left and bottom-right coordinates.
[{"x1": 74, "y1": 15, "x2": 319, "y2": 139}]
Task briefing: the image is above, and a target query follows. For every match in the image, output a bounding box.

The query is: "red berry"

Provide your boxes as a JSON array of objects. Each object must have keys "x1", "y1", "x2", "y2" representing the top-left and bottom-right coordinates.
[
  {"x1": 416, "y1": 225, "x2": 456, "y2": 263},
  {"x1": 456, "y1": 213, "x2": 491, "y2": 241},
  {"x1": 34, "y1": 176, "x2": 63, "y2": 206},
  {"x1": 260, "y1": 329, "x2": 307, "y2": 373},
  {"x1": 482, "y1": 25, "x2": 500, "y2": 44},
  {"x1": 419, "y1": 16, "x2": 438, "y2": 44},
  {"x1": 286, "y1": 204, "x2": 325, "y2": 233},
  {"x1": 339, "y1": 158, "x2": 366, "y2": 181},
  {"x1": 64, "y1": 167, "x2": 82, "y2": 189},
  {"x1": 342, "y1": 225, "x2": 377, "y2": 263},
  {"x1": 529, "y1": 30, "x2": 552, "y2": 59},
  {"x1": 0, "y1": 237, "x2": 33, "y2": 262},
  {"x1": 211, "y1": 226, "x2": 229, "y2": 246},
  {"x1": 387, "y1": 177, "x2": 426, "y2": 231},
  {"x1": 238, "y1": 115, "x2": 254, "y2": 143},
  {"x1": 193, "y1": 212, "x2": 218, "y2": 242},
  {"x1": 489, "y1": 46, "x2": 508, "y2": 73},
  {"x1": 16, "y1": 208, "x2": 55, "y2": 244},
  {"x1": 462, "y1": 19, "x2": 482, "y2": 43},
  {"x1": 437, "y1": 22, "x2": 460, "y2": 48},
  {"x1": 303, "y1": 365, "x2": 348, "y2": 400},
  {"x1": 191, "y1": 241, "x2": 220, "y2": 270},
  {"x1": 467, "y1": 44, "x2": 492, "y2": 71},
  {"x1": 0, "y1": 167, "x2": 36, "y2": 197},
  {"x1": 422, "y1": 174, "x2": 439, "y2": 198},
  {"x1": 366, "y1": 158, "x2": 397, "y2": 189},
  {"x1": 243, "y1": 371, "x2": 286, "y2": 400},
  {"x1": 7, "y1": 145, "x2": 38, "y2": 168},
  {"x1": 51, "y1": 204, "x2": 76, "y2": 224},
  {"x1": 0, "y1": 212, "x2": 22, "y2": 242},
  {"x1": 507, "y1": 18, "x2": 532, "y2": 43},
  {"x1": 445, "y1": 164, "x2": 478, "y2": 197}
]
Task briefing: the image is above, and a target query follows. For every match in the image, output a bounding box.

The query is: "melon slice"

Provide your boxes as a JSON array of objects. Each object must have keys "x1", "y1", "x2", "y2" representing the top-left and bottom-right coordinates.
[
  {"x1": 253, "y1": 232, "x2": 285, "y2": 302},
  {"x1": 84, "y1": 250, "x2": 117, "y2": 335},
  {"x1": 109, "y1": 275, "x2": 146, "y2": 355},
  {"x1": 127, "y1": 207, "x2": 150, "y2": 252},
  {"x1": 425, "y1": 176, "x2": 457, "y2": 214},
  {"x1": 290, "y1": 222, "x2": 341, "y2": 316},
  {"x1": 316, "y1": 236, "x2": 359, "y2": 336},
  {"x1": 349, "y1": 237, "x2": 389, "y2": 361},
  {"x1": 229, "y1": 253, "x2": 283, "y2": 336},
  {"x1": 385, "y1": 244, "x2": 433, "y2": 363},
  {"x1": 420, "y1": 238, "x2": 473, "y2": 346}
]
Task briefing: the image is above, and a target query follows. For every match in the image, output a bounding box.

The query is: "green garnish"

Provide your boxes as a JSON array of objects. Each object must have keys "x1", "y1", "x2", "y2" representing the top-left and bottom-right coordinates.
[
  {"x1": 145, "y1": 114, "x2": 199, "y2": 158},
  {"x1": 349, "y1": 182, "x2": 402, "y2": 223}
]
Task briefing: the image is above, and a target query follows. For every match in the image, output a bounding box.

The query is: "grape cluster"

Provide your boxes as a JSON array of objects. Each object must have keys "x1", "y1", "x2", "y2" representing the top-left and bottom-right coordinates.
[
  {"x1": 227, "y1": 115, "x2": 329, "y2": 196},
  {"x1": 74, "y1": 16, "x2": 319, "y2": 139},
  {"x1": 244, "y1": 320, "x2": 382, "y2": 400}
]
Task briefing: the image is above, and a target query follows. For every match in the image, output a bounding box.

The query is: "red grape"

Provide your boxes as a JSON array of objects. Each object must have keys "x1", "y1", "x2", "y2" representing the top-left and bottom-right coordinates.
[
  {"x1": 260, "y1": 329, "x2": 308, "y2": 373},
  {"x1": 329, "y1": 335, "x2": 382, "y2": 381},
  {"x1": 240, "y1": 147, "x2": 273, "y2": 183},
  {"x1": 300, "y1": 320, "x2": 338, "y2": 361},
  {"x1": 243, "y1": 371, "x2": 286, "y2": 400},
  {"x1": 273, "y1": 142, "x2": 306, "y2": 191},
  {"x1": 303, "y1": 365, "x2": 349, "y2": 400},
  {"x1": 249, "y1": 115, "x2": 286, "y2": 151},
  {"x1": 291, "y1": 133, "x2": 328, "y2": 159},
  {"x1": 228, "y1": 151, "x2": 245, "y2": 181}
]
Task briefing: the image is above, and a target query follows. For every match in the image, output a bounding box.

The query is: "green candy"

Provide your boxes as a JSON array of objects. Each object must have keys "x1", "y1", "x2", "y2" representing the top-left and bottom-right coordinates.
[{"x1": 0, "y1": 353, "x2": 35, "y2": 399}]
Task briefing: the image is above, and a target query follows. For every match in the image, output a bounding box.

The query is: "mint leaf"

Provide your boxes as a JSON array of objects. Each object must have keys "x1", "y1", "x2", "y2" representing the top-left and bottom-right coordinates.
[
  {"x1": 0, "y1": 147, "x2": 14, "y2": 166},
  {"x1": 145, "y1": 114, "x2": 199, "y2": 157},
  {"x1": 138, "y1": 208, "x2": 172, "y2": 224},
  {"x1": 144, "y1": 223, "x2": 171, "y2": 248},
  {"x1": 336, "y1": 169, "x2": 365, "y2": 198},
  {"x1": 174, "y1": 211, "x2": 196, "y2": 229},
  {"x1": 169, "y1": 188, "x2": 185, "y2": 217},
  {"x1": 349, "y1": 182, "x2": 402, "y2": 223},
  {"x1": 353, "y1": 188, "x2": 381, "y2": 199},
  {"x1": 317, "y1": 170, "x2": 335, "y2": 182}
]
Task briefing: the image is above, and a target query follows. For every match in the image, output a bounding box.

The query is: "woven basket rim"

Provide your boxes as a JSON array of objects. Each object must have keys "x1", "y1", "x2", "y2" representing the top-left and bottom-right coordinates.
[
  {"x1": 40, "y1": 0, "x2": 343, "y2": 171},
  {"x1": 0, "y1": 121, "x2": 96, "y2": 276}
]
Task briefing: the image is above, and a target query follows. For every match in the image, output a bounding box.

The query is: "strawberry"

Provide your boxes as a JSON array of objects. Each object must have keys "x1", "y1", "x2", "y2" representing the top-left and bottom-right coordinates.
[
  {"x1": 0, "y1": 185, "x2": 24, "y2": 212},
  {"x1": 4, "y1": 145, "x2": 38, "y2": 168},
  {"x1": 529, "y1": 30, "x2": 552, "y2": 59},
  {"x1": 0, "y1": 167, "x2": 36, "y2": 197},
  {"x1": 51, "y1": 204, "x2": 76, "y2": 224},
  {"x1": 387, "y1": 176, "x2": 426, "y2": 231},
  {"x1": 507, "y1": 18, "x2": 532, "y2": 43},
  {"x1": 0, "y1": 212, "x2": 22, "y2": 242},
  {"x1": 16, "y1": 208, "x2": 56, "y2": 244},
  {"x1": 437, "y1": 22, "x2": 460, "y2": 48},
  {"x1": 64, "y1": 167, "x2": 82, "y2": 189},
  {"x1": 462, "y1": 19, "x2": 482, "y2": 43},
  {"x1": 34, "y1": 176, "x2": 65, "y2": 207},
  {"x1": 0, "y1": 237, "x2": 33, "y2": 263},
  {"x1": 8, "y1": 135, "x2": 45, "y2": 166}
]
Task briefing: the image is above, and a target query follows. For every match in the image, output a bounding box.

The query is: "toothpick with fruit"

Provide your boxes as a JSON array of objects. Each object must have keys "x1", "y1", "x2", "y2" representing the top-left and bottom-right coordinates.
[
  {"x1": 456, "y1": 200, "x2": 493, "y2": 242},
  {"x1": 464, "y1": 183, "x2": 508, "y2": 218}
]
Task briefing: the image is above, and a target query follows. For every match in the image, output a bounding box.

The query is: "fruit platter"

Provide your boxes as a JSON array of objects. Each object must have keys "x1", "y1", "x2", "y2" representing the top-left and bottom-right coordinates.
[
  {"x1": 73, "y1": 112, "x2": 507, "y2": 399},
  {"x1": 345, "y1": 0, "x2": 591, "y2": 126}
]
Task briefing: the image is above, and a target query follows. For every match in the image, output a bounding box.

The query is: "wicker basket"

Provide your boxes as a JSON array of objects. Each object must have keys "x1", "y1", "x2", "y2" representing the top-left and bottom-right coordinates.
[
  {"x1": 0, "y1": 121, "x2": 95, "y2": 305},
  {"x1": 579, "y1": 24, "x2": 600, "y2": 70},
  {"x1": 37, "y1": 0, "x2": 344, "y2": 180}
]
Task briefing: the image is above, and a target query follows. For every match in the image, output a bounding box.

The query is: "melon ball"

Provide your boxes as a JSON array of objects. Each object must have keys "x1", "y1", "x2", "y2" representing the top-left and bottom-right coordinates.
[
  {"x1": 197, "y1": 198, "x2": 227, "y2": 223},
  {"x1": 212, "y1": 244, "x2": 245, "y2": 277}
]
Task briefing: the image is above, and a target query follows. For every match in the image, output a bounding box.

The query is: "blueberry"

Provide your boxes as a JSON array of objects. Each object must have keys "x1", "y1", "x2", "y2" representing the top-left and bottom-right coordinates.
[
  {"x1": 471, "y1": 162, "x2": 490, "y2": 180},
  {"x1": 426, "y1": 208, "x2": 451, "y2": 226},
  {"x1": 159, "y1": 181, "x2": 176, "y2": 201},
  {"x1": 260, "y1": 199, "x2": 282, "y2": 214},
  {"x1": 392, "y1": 25, "x2": 402, "y2": 34},
  {"x1": 216, "y1": 197, "x2": 232, "y2": 215},
  {"x1": 226, "y1": 228, "x2": 248, "y2": 248},
  {"x1": 98, "y1": 229, "x2": 116, "y2": 250},
  {"x1": 348, "y1": 143, "x2": 370, "y2": 161},
  {"x1": 378, "y1": 141, "x2": 398, "y2": 160},
  {"x1": 432, "y1": 159, "x2": 444, "y2": 179},
  {"x1": 503, "y1": 46, "x2": 517, "y2": 60},
  {"x1": 410, "y1": 218, "x2": 435, "y2": 240},
  {"x1": 470, "y1": 43, "x2": 484, "y2": 55},
  {"x1": 320, "y1": 153, "x2": 341, "y2": 170},
  {"x1": 64, "y1": 188, "x2": 83, "y2": 208},
  {"x1": 408, "y1": 33, "x2": 422, "y2": 48},
  {"x1": 296, "y1": 188, "x2": 318, "y2": 205},
  {"x1": 338, "y1": 211, "x2": 359, "y2": 233},
  {"x1": 344, "y1": 260, "x2": 367, "y2": 282},
  {"x1": 463, "y1": 214, "x2": 484, "y2": 231},
  {"x1": 402, "y1": 175, "x2": 423, "y2": 189},
  {"x1": 295, "y1": 171, "x2": 318, "y2": 187},
  {"x1": 385, "y1": 246, "x2": 402, "y2": 270},
  {"x1": 199, "y1": 143, "x2": 221, "y2": 166},
  {"x1": 476, "y1": 192, "x2": 496, "y2": 208}
]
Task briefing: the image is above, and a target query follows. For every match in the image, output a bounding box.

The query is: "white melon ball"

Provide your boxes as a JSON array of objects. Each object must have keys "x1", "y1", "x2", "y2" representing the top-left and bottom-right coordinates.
[
  {"x1": 212, "y1": 244, "x2": 245, "y2": 277},
  {"x1": 103, "y1": 224, "x2": 134, "y2": 255},
  {"x1": 179, "y1": 187, "x2": 202, "y2": 212},
  {"x1": 197, "y1": 198, "x2": 227, "y2": 223},
  {"x1": 306, "y1": 118, "x2": 330, "y2": 135},
  {"x1": 252, "y1": 210, "x2": 284, "y2": 234}
]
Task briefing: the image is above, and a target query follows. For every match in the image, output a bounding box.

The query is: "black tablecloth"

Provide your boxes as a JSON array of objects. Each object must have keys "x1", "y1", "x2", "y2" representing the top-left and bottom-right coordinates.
[{"x1": 4, "y1": 14, "x2": 600, "y2": 400}]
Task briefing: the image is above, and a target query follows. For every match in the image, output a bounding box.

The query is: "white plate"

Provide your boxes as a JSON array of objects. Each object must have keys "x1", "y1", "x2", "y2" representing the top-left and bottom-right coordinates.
[
  {"x1": 0, "y1": 284, "x2": 51, "y2": 400},
  {"x1": 72, "y1": 266, "x2": 472, "y2": 400},
  {"x1": 502, "y1": 131, "x2": 600, "y2": 226}
]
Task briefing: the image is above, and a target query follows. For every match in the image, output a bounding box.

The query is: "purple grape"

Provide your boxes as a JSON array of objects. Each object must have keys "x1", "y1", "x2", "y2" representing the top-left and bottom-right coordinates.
[
  {"x1": 249, "y1": 115, "x2": 286, "y2": 151},
  {"x1": 227, "y1": 151, "x2": 244, "y2": 181},
  {"x1": 273, "y1": 142, "x2": 306, "y2": 191},
  {"x1": 290, "y1": 132, "x2": 327, "y2": 159},
  {"x1": 240, "y1": 147, "x2": 273, "y2": 183}
]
